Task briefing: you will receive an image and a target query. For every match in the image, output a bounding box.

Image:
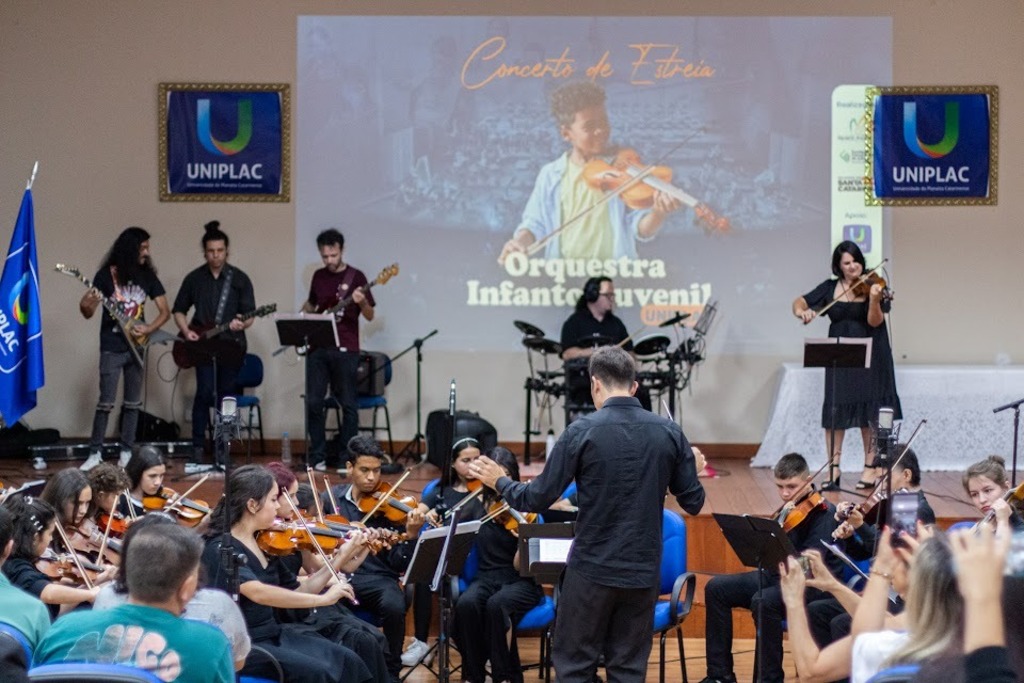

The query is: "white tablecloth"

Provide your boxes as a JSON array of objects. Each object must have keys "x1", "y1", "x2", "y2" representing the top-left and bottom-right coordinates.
[{"x1": 752, "y1": 363, "x2": 1024, "y2": 472}]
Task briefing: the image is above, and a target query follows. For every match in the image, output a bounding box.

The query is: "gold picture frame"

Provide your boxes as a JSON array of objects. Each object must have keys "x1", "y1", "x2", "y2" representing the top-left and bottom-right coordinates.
[
  {"x1": 158, "y1": 82, "x2": 291, "y2": 202},
  {"x1": 864, "y1": 85, "x2": 997, "y2": 206}
]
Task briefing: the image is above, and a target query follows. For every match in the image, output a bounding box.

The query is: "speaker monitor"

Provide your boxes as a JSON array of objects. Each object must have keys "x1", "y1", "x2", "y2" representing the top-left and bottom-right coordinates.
[{"x1": 425, "y1": 409, "x2": 497, "y2": 470}]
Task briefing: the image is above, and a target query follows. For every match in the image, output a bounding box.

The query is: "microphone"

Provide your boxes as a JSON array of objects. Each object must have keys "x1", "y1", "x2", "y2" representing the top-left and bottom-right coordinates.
[
  {"x1": 449, "y1": 378, "x2": 457, "y2": 417},
  {"x1": 875, "y1": 407, "x2": 894, "y2": 466},
  {"x1": 659, "y1": 312, "x2": 691, "y2": 328}
]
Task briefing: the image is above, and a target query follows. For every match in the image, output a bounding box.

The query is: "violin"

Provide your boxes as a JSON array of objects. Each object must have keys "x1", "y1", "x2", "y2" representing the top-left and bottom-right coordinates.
[
  {"x1": 97, "y1": 510, "x2": 129, "y2": 536},
  {"x1": 851, "y1": 273, "x2": 892, "y2": 301},
  {"x1": 482, "y1": 501, "x2": 537, "y2": 538},
  {"x1": 36, "y1": 551, "x2": 102, "y2": 584},
  {"x1": 142, "y1": 482, "x2": 211, "y2": 527},
  {"x1": 781, "y1": 487, "x2": 827, "y2": 533},
  {"x1": 582, "y1": 148, "x2": 730, "y2": 234},
  {"x1": 68, "y1": 518, "x2": 123, "y2": 566},
  {"x1": 357, "y1": 482, "x2": 419, "y2": 524}
]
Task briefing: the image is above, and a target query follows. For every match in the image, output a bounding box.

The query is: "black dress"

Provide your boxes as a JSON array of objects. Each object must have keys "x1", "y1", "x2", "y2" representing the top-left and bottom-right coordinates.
[{"x1": 803, "y1": 279, "x2": 902, "y2": 429}]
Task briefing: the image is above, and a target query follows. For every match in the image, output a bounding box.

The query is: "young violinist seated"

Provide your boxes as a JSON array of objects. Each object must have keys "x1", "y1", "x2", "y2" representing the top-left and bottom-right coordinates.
[
  {"x1": 86, "y1": 461, "x2": 131, "y2": 538},
  {"x1": 34, "y1": 520, "x2": 235, "y2": 682},
  {"x1": 0, "y1": 494, "x2": 110, "y2": 619},
  {"x1": 0, "y1": 505, "x2": 51, "y2": 653},
  {"x1": 119, "y1": 446, "x2": 168, "y2": 518},
  {"x1": 202, "y1": 464, "x2": 373, "y2": 683},
  {"x1": 963, "y1": 455, "x2": 1024, "y2": 533},
  {"x1": 700, "y1": 453, "x2": 842, "y2": 683},
  {"x1": 41, "y1": 468, "x2": 121, "y2": 570},
  {"x1": 266, "y1": 462, "x2": 390, "y2": 683},
  {"x1": 404, "y1": 436, "x2": 487, "y2": 667},
  {"x1": 93, "y1": 513, "x2": 251, "y2": 672},
  {"x1": 321, "y1": 435, "x2": 427, "y2": 681},
  {"x1": 454, "y1": 446, "x2": 544, "y2": 683}
]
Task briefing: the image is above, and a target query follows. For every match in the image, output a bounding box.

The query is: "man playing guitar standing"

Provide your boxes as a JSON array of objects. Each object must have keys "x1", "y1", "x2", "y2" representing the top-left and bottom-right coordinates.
[
  {"x1": 302, "y1": 228, "x2": 375, "y2": 472},
  {"x1": 79, "y1": 227, "x2": 170, "y2": 472},
  {"x1": 172, "y1": 221, "x2": 255, "y2": 473}
]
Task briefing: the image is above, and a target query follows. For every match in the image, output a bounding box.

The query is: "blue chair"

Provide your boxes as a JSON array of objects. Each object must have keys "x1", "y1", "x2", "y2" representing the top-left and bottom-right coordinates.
[
  {"x1": 946, "y1": 520, "x2": 976, "y2": 533},
  {"x1": 0, "y1": 623, "x2": 32, "y2": 676},
  {"x1": 217, "y1": 353, "x2": 265, "y2": 456},
  {"x1": 864, "y1": 663, "x2": 921, "y2": 682},
  {"x1": 560, "y1": 481, "x2": 577, "y2": 502},
  {"x1": 327, "y1": 352, "x2": 394, "y2": 457},
  {"x1": 652, "y1": 509, "x2": 696, "y2": 683},
  {"x1": 28, "y1": 663, "x2": 162, "y2": 682}
]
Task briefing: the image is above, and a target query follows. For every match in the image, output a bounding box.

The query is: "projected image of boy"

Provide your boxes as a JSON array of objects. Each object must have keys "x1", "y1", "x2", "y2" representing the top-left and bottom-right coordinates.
[{"x1": 498, "y1": 81, "x2": 682, "y2": 264}]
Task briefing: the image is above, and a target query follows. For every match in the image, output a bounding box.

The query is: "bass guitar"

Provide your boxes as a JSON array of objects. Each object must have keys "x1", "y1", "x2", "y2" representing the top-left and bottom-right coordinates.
[
  {"x1": 321, "y1": 263, "x2": 400, "y2": 317},
  {"x1": 56, "y1": 263, "x2": 177, "y2": 367},
  {"x1": 172, "y1": 303, "x2": 277, "y2": 369}
]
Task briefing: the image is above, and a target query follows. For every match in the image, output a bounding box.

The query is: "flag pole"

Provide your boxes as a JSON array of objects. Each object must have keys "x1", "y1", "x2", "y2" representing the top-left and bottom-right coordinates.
[{"x1": 26, "y1": 161, "x2": 39, "y2": 190}]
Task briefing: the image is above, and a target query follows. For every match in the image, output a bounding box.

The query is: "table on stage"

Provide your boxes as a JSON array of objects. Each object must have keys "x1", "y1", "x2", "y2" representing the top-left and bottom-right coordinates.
[{"x1": 752, "y1": 363, "x2": 1024, "y2": 472}]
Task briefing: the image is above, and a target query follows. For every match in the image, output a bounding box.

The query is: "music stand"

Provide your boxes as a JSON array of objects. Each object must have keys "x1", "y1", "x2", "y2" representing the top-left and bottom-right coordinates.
[
  {"x1": 274, "y1": 314, "x2": 339, "y2": 464},
  {"x1": 517, "y1": 522, "x2": 575, "y2": 584},
  {"x1": 402, "y1": 517, "x2": 480, "y2": 683},
  {"x1": 803, "y1": 337, "x2": 871, "y2": 491},
  {"x1": 713, "y1": 513, "x2": 797, "y2": 683}
]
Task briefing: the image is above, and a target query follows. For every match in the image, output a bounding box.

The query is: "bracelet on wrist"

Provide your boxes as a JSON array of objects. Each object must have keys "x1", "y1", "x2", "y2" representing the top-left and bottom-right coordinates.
[{"x1": 870, "y1": 569, "x2": 893, "y2": 580}]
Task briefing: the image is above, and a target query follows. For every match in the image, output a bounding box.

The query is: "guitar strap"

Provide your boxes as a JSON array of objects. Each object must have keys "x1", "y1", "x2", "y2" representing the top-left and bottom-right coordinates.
[
  {"x1": 213, "y1": 266, "x2": 234, "y2": 326},
  {"x1": 336, "y1": 266, "x2": 358, "y2": 318}
]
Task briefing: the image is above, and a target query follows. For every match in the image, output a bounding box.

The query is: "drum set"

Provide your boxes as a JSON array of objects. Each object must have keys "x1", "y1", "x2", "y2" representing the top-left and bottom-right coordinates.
[{"x1": 515, "y1": 301, "x2": 718, "y2": 463}]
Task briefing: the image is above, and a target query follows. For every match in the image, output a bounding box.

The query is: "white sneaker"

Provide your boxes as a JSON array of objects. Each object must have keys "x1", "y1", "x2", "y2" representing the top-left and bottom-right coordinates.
[
  {"x1": 184, "y1": 462, "x2": 215, "y2": 476},
  {"x1": 401, "y1": 638, "x2": 433, "y2": 667},
  {"x1": 118, "y1": 449, "x2": 133, "y2": 468},
  {"x1": 32, "y1": 457, "x2": 47, "y2": 471},
  {"x1": 80, "y1": 451, "x2": 103, "y2": 471},
  {"x1": 313, "y1": 461, "x2": 328, "y2": 472}
]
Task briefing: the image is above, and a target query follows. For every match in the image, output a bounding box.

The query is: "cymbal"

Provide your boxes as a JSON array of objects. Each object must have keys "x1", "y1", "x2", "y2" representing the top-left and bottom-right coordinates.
[
  {"x1": 575, "y1": 333, "x2": 615, "y2": 348},
  {"x1": 514, "y1": 320, "x2": 545, "y2": 337},
  {"x1": 634, "y1": 334, "x2": 671, "y2": 357},
  {"x1": 523, "y1": 337, "x2": 562, "y2": 355}
]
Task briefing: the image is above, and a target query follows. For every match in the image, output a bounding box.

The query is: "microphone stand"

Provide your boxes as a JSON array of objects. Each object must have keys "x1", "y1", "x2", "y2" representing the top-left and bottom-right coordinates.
[
  {"x1": 994, "y1": 397, "x2": 1024, "y2": 487},
  {"x1": 215, "y1": 398, "x2": 246, "y2": 600},
  {"x1": 392, "y1": 330, "x2": 439, "y2": 465}
]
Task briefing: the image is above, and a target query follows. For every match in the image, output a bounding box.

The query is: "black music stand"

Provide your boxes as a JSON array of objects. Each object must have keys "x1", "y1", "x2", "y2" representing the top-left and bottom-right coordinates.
[
  {"x1": 402, "y1": 517, "x2": 480, "y2": 683},
  {"x1": 274, "y1": 314, "x2": 339, "y2": 464},
  {"x1": 804, "y1": 337, "x2": 871, "y2": 492},
  {"x1": 517, "y1": 522, "x2": 575, "y2": 584},
  {"x1": 712, "y1": 513, "x2": 796, "y2": 683}
]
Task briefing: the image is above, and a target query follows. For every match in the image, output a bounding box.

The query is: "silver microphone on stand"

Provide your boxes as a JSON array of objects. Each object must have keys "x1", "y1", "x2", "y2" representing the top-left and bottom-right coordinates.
[{"x1": 875, "y1": 406, "x2": 894, "y2": 468}]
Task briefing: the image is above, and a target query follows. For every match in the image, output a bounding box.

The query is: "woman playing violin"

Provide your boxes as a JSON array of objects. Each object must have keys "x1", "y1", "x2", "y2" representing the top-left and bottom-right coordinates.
[
  {"x1": 455, "y1": 447, "x2": 544, "y2": 683},
  {"x1": 120, "y1": 446, "x2": 167, "y2": 517},
  {"x1": 963, "y1": 455, "x2": 1024, "y2": 534},
  {"x1": 404, "y1": 436, "x2": 488, "y2": 666},
  {"x1": 321, "y1": 435, "x2": 426, "y2": 681},
  {"x1": 265, "y1": 462, "x2": 390, "y2": 683},
  {"x1": 792, "y1": 240, "x2": 902, "y2": 490},
  {"x1": 201, "y1": 464, "x2": 371, "y2": 683},
  {"x1": 41, "y1": 468, "x2": 121, "y2": 567},
  {"x1": 0, "y1": 495, "x2": 109, "y2": 618}
]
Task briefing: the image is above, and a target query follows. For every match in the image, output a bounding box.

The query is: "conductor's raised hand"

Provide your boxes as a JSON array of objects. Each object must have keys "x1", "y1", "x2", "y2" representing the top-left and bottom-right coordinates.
[{"x1": 468, "y1": 455, "x2": 505, "y2": 490}]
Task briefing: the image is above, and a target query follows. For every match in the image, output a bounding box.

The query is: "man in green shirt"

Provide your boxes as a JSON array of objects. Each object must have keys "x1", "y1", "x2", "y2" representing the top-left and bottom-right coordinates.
[
  {"x1": 34, "y1": 523, "x2": 233, "y2": 683},
  {"x1": 0, "y1": 506, "x2": 51, "y2": 651}
]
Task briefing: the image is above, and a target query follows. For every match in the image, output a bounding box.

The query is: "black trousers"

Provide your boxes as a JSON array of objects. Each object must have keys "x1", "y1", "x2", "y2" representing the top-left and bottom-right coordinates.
[
  {"x1": 306, "y1": 347, "x2": 360, "y2": 466},
  {"x1": 303, "y1": 604, "x2": 392, "y2": 683},
  {"x1": 351, "y1": 572, "x2": 408, "y2": 678},
  {"x1": 553, "y1": 570, "x2": 659, "y2": 683},
  {"x1": 704, "y1": 570, "x2": 829, "y2": 683},
  {"x1": 247, "y1": 625, "x2": 371, "y2": 683},
  {"x1": 191, "y1": 357, "x2": 240, "y2": 457},
  {"x1": 454, "y1": 569, "x2": 545, "y2": 683},
  {"x1": 806, "y1": 596, "x2": 849, "y2": 648}
]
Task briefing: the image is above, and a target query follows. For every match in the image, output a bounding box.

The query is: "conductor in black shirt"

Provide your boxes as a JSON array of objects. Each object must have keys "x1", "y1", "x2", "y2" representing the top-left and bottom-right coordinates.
[{"x1": 470, "y1": 346, "x2": 706, "y2": 683}]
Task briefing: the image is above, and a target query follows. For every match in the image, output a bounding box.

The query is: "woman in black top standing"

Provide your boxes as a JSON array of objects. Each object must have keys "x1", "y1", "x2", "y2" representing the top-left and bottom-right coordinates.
[
  {"x1": 455, "y1": 447, "x2": 544, "y2": 683},
  {"x1": 792, "y1": 241, "x2": 902, "y2": 489}
]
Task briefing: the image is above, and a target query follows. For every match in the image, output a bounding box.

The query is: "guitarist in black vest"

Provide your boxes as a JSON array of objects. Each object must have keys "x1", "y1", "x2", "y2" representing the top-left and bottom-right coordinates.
[
  {"x1": 79, "y1": 227, "x2": 170, "y2": 472},
  {"x1": 301, "y1": 228, "x2": 375, "y2": 472},
  {"x1": 172, "y1": 221, "x2": 255, "y2": 472}
]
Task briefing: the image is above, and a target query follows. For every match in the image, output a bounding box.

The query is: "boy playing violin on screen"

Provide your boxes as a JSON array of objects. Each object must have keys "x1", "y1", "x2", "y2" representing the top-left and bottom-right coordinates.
[
  {"x1": 321, "y1": 435, "x2": 426, "y2": 681},
  {"x1": 497, "y1": 81, "x2": 682, "y2": 264},
  {"x1": 700, "y1": 453, "x2": 842, "y2": 683}
]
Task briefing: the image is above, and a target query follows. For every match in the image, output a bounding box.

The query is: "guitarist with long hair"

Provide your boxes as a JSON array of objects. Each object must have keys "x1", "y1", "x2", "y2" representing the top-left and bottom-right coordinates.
[
  {"x1": 301, "y1": 228, "x2": 375, "y2": 473},
  {"x1": 172, "y1": 221, "x2": 256, "y2": 473},
  {"x1": 79, "y1": 227, "x2": 170, "y2": 472}
]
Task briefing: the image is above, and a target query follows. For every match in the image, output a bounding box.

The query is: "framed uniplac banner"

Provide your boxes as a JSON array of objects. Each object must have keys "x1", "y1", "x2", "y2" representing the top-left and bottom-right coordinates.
[
  {"x1": 159, "y1": 82, "x2": 291, "y2": 202},
  {"x1": 865, "y1": 85, "x2": 998, "y2": 206}
]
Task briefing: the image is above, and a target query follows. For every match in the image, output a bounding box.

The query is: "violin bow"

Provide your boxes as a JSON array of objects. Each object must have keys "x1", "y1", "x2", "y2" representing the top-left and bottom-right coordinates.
[
  {"x1": 96, "y1": 494, "x2": 121, "y2": 565},
  {"x1": 164, "y1": 475, "x2": 210, "y2": 516},
  {"x1": 52, "y1": 522, "x2": 94, "y2": 590},
  {"x1": 323, "y1": 475, "x2": 342, "y2": 518},
  {"x1": 123, "y1": 488, "x2": 138, "y2": 521},
  {"x1": 524, "y1": 128, "x2": 707, "y2": 257},
  {"x1": 306, "y1": 466, "x2": 327, "y2": 524},
  {"x1": 480, "y1": 502, "x2": 510, "y2": 525},
  {"x1": 811, "y1": 259, "x2": 889, "y2": 322},
  {"x1": 280, "y1": 492, "x2": 357, "y2": 604},
  {"x1": 770, "y1": 454, "x2": 837, "y2": 519},
  {"x1": 359, "y1": 469, "x2": 413, "y2": 525}
]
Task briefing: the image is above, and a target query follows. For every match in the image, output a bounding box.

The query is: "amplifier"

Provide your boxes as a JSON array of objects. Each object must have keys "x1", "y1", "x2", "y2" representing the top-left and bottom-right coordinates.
[{"x1": 356, "y1": 351, "x2": 389, "y2": 396}]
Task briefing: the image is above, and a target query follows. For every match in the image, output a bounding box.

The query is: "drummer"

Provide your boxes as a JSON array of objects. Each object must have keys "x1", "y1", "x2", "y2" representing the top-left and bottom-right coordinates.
[{"x1": 560, "y1": 277, "x2": 650, "y2": 411}]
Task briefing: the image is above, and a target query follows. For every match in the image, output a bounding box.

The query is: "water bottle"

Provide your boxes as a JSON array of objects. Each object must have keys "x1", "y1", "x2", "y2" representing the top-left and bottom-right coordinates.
[
  {"x1": 281, "y1": 431, "x2": 292, "y2": 466},
  {"x1": 545, "y1": 429, "x2": 556, "y2": 457}
]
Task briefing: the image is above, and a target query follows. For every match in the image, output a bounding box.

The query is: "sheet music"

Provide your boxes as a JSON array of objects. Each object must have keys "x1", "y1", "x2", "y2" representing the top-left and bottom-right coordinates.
[{"x1": 537, "y1": 538, "x2": 573, "y2": 563}]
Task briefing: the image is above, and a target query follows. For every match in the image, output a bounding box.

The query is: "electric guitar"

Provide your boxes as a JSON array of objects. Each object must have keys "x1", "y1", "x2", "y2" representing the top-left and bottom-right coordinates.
[
  {"x1": 321, "y1": 264, "x2": 399, "y2": 317},
  {"x1": 171, "y1": 303, "x2": 277, "y2": 369},
  {"x1": 56, "y1": 264, "x2": 176, "y2": 367}
]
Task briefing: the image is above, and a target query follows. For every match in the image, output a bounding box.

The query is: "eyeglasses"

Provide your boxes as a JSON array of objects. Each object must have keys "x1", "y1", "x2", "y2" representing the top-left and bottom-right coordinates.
[{"x1": 599, "y1": 292, "x2": 616, "y2": 299}]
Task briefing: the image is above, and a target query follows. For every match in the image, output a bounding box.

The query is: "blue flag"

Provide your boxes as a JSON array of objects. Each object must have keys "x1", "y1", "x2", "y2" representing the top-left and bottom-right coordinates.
[{"x1": 0, "y1": 189, "x2": 45, "y2": 427}]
